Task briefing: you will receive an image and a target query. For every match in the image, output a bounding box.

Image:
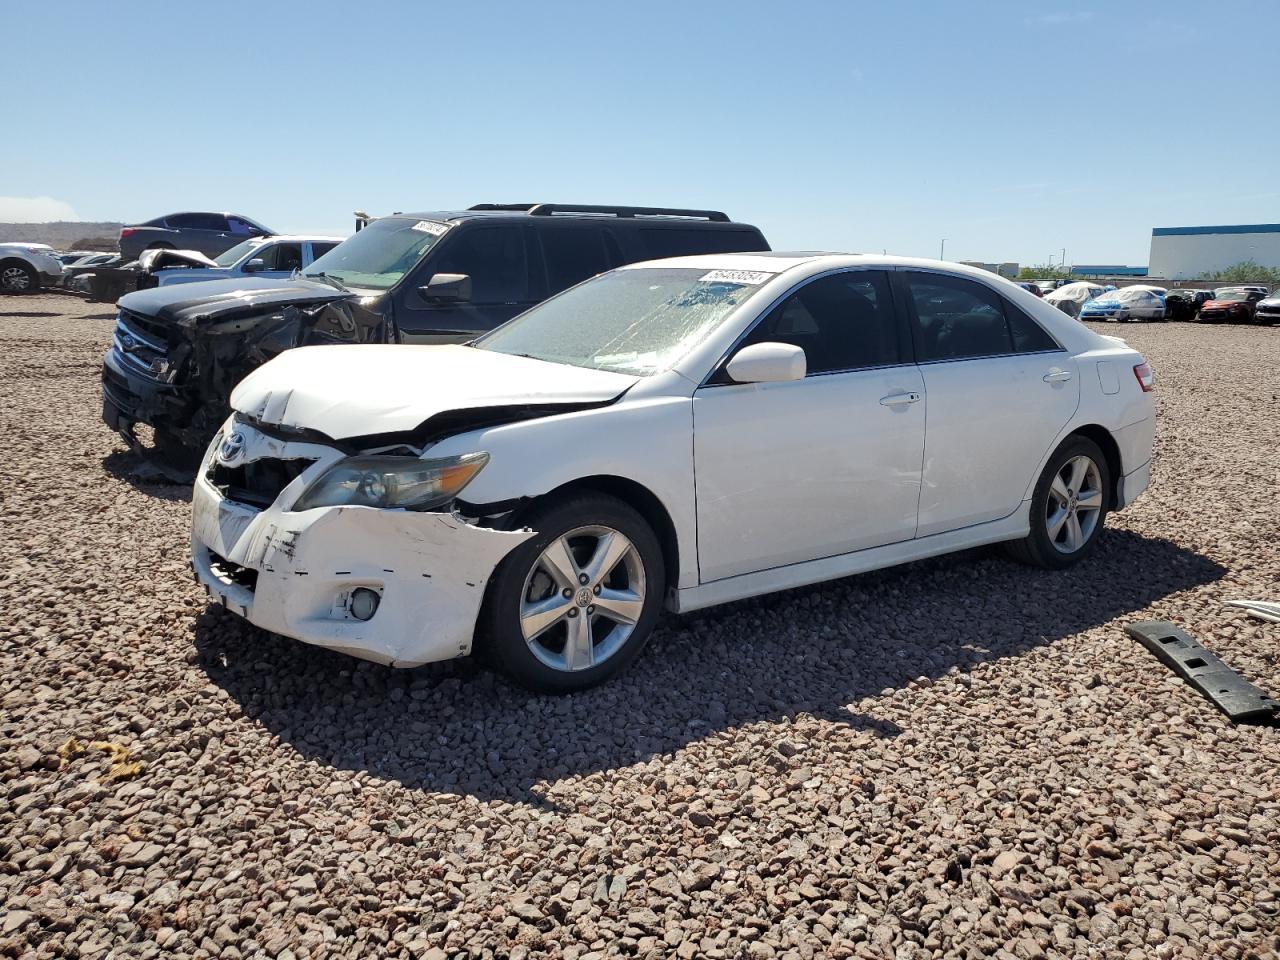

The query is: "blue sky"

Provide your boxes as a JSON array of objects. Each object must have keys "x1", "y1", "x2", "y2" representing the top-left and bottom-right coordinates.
[{"x1": 7, "y1": 0, "x2": 1279, "y2": 266}]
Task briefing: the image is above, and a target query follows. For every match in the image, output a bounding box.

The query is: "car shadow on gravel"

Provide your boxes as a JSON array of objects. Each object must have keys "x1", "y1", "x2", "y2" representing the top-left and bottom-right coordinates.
[
  {"x1": 102, "y1": 450, "x2": 194, "y2": 498},
  {"x1": 193, "y1": 529, "x2": 1224, "y2": 804}
]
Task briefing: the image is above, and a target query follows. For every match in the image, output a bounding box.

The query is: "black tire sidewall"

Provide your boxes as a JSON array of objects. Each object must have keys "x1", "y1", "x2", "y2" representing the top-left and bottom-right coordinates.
[
  {"x1": 480, "y1": 493, "x2": 666, "y2": 693},
  {"x1": 2, "y1": 262, "x2": 36, "y2": 294},
  {"x1": 1022, "y1": 436, "x2": 1111, "y2": 569}
]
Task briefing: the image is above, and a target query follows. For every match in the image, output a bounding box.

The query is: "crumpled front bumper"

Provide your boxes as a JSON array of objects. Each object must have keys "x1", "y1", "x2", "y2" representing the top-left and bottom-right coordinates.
[{"x1": 190, "y1": 421, "x2": 533, "y2": 667}]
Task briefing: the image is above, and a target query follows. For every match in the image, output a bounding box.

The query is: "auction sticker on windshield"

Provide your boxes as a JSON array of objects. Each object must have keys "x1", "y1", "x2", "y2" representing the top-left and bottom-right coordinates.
[
  {"x1": 699, "y1": 269, "x2": 773, "y2": 285},
  {"x1": 411, "y1": 221, "x2": 450, "y2": 236}
]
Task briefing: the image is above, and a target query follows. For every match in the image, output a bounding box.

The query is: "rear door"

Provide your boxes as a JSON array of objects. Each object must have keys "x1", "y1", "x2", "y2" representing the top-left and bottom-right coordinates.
[
  {"x1": 535, "y1": 224, "x2": 618, "y2": 298},
  {"x1": 168, "y1": 212, "x2": 231, "y2": 256},
  {"x1": 395, "y1": 223, "x2": 539, "y2": 342},
  {"x1": 305, "y1": 241, "x2": 339, "y2": 266},
  {"x1": 898, "y1": 270, "x2": 1078, "y2": 537}
]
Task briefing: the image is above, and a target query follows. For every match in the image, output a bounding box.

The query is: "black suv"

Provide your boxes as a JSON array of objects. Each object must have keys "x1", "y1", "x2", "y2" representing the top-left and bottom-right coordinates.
[{"x1": 101, "y1": 203, "x2": 769, "y2": 457}]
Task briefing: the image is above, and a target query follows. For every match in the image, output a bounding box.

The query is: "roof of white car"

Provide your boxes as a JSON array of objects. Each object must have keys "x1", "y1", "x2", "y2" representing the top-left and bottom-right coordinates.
[
  {"x1": 0, "y1": 241, "x2": 54, "y2": 251},
  {"x1": 622, "y1": 251, "x2": 1036, "y2": 284},
  {"x1": 254, "y1": 234, "x2": 346, "y2": 243}
]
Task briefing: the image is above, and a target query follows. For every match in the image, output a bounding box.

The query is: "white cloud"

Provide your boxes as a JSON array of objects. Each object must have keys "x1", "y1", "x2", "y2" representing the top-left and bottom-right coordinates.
[{"x1": 0, "y1": 196, "x2": 80, "y2": 222}]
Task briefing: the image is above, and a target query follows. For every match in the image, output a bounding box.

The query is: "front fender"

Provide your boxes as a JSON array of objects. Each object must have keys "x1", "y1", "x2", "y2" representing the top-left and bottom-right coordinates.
[{"x1": 427, "y1": 397, "x2": 699, "y2": 589}]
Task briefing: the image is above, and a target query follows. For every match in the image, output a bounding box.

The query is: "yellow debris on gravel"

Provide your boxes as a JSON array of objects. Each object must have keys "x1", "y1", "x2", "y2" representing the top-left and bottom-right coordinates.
[{"x1": 56, "y1": 736, "x2": 144, "y2": 781}]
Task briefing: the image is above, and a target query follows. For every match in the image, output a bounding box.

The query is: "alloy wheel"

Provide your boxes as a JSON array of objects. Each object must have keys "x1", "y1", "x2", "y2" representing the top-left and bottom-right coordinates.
[
  {"x1": 519, "y1": 525, "x2": 646, "y2": 673},
  {"x1": 1046, "y1": 455, "x2": 1103, "y2": 553},
  {"x1": 1, "y1": 267, "x2": 31, "y2": 291}
]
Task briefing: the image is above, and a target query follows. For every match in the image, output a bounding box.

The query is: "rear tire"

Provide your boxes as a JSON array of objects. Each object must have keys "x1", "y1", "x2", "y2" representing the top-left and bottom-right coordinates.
[
  {"x1": 1005, "y1": 436, "x2": 1111, "y2": 569},
  {"x1": 479, "y1": 493, "x2": 665, "y2": 693}
]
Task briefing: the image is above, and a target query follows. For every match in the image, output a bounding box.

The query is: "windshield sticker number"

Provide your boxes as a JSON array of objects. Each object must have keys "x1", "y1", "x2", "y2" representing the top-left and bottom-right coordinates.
[
  {"x1": 411, "y1": 220, "x2": 449, "y2": 236},
  {"x1": 699, "y1": 269, "x2": 772, "y2": 285}
]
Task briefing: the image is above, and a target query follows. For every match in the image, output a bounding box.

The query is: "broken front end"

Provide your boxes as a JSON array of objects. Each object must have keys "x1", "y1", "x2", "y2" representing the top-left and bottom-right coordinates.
[
  {"x1": 102, "y1": 294, "x2": 387, "y2": 454},
  {"x1": 190, "y1": 417, "x2": 531, "y2": 666}
]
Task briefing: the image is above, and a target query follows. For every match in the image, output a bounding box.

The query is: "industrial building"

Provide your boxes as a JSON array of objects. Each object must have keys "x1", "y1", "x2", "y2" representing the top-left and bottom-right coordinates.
[{"x1": 1148, "y1": 223, "x2": 1280, "y2": 280}]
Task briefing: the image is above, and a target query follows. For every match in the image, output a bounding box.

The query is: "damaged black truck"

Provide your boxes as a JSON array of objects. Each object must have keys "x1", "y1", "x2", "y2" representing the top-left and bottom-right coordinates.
[{"x1": 101, "y1": 203, "x2": 769, "y2": 463}]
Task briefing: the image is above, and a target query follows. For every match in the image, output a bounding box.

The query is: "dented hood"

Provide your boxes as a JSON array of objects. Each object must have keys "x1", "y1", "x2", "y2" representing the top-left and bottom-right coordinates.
[
  {"x1": 231, "y1": 344, "x2": 639, "y2": 440},
  {"x1": 118, "y1": 276, "x2": 355, "y2": 326}
]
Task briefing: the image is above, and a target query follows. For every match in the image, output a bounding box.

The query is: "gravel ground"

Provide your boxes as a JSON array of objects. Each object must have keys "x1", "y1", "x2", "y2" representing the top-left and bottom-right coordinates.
[{"x1": 1, "y1": 293, "x2": 1277, "y2": 960}]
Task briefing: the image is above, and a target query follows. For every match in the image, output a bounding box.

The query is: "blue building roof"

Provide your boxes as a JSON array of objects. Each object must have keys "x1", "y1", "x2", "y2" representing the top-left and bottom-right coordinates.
[
  {"x1": 1152, "y1": 223, "x2": 1280, "y2": 237},
  {"x1": 1072, "y1": 265, "x2": 1149, "y2": 277}
]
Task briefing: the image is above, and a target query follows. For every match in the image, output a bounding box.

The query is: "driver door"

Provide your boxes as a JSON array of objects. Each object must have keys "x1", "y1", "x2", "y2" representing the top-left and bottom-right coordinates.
[{"x1": 692, "y1": 270, "x2": 925, "y2": 582}]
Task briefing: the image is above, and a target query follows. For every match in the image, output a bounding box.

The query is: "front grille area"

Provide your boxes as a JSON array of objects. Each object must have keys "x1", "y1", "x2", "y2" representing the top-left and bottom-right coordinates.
[
  {"x1": 209, "y1": 457, "x2": 317, "y2": 509},
  {"x1": 119, "y1": 308, "x2": 172, "y2": 345},
  {"x1": 112, "y1": 310, "x2": 174, "y2": 381},
  {"x1": 209, "y1": 551, "x2": 258, "y2": 592}
]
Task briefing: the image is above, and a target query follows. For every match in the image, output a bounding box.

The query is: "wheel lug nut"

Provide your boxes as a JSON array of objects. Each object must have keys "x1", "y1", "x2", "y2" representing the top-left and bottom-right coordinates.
[
  {"x1": 567, "y1": 608, "x2": 578, "y2": 618},
  {"x1": 593, "y1": 585, "x2": 601, "y2": 595},
  {"x1": 586, "y1": 605, "x2": 596, "y2": 615},
  {"x1": 578, "y1": 573, "x2": 589, "y2": 585},
  {"x1": 562, "y1": 588, "x2": 572, "y2": 598}
]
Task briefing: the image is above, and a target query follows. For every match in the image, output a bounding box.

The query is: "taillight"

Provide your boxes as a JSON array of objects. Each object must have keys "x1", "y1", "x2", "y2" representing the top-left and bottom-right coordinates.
[
  {"x1": 119, "y1": 227, "x2": 136, "y2": 239},
  {"x1": 1133, "y1": 362, "x2": 1154, "y2": 392}
]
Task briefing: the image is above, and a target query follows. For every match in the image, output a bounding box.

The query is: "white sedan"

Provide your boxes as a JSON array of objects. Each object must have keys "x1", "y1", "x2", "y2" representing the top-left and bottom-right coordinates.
[{"x1": 191, "y1": 254, "x2": 1156, "y2": 692}]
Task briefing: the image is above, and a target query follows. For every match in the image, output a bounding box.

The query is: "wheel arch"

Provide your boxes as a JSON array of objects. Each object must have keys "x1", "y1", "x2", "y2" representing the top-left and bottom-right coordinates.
[
  {"x1": 516, "y1": 475, "x2": 682, "y2": 592},
  {"x1": 1065, "y1": 424, "x2": 1123, "y2": 509}
]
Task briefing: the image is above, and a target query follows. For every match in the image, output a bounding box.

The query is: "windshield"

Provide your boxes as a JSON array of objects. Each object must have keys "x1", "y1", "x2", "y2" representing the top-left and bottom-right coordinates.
[
  {"x1": 214, "y1": 238, "x2": 266, "y2": 267},
  {"x1": 475, "y1": 267, "x2": 762, "y2": 375},
  {"x1": 303, "y1": 218, "x2": 449, "y2": 290},
  {"x1": 1215, "y1": 289, "x2": 1248, "y2": 301}
]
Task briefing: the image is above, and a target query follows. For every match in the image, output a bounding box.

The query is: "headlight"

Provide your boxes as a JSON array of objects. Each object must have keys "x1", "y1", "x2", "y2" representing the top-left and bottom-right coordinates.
[{"x1": 293, "y1": 452, "x2": 489, "y2": 511}]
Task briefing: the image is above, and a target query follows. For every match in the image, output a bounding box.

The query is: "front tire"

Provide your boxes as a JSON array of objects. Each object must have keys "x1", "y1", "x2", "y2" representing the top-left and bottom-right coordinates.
[
  {"x1": 1005, "y1": 436, "x2": 1110, "y2": 569},
  {"x1": 479, "y1": 493, "x2": 666, "y2": 693},
  {"x1": 1, "y1": 261, "x2": 38, "y2": 293}
]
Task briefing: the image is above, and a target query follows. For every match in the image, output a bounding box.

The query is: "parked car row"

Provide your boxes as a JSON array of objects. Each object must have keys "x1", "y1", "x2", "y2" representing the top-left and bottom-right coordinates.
[{"x1": 1042, "y1": 283, "x2": 1278, "y2": 325}]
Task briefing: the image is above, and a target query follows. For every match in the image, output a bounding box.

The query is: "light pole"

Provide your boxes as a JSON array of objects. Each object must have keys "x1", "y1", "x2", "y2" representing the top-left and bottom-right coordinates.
[
  {"x1": 940, "y1": 238, "x2": 947, "y2": 261},
  {"x1": 1061, "y1": 248, "x2": 1067, "y2": 273}
]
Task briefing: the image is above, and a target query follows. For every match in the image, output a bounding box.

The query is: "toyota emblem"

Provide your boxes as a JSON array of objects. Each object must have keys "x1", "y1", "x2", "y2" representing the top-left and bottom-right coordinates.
[{"x1": 218, "y1": 431, "x2": 246, "y2": 464}]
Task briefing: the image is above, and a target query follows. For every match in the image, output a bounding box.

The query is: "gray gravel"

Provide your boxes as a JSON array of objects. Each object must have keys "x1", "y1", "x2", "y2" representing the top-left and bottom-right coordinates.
[{"x1": 1, "y1": 293, "x2": 1278, "y2": 960}]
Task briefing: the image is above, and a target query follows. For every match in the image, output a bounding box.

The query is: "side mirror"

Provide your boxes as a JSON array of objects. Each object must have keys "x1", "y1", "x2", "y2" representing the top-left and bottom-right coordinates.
[
  {"x1": 419, "y1": 273, "x2": 472, "y2": 303},
  {"x1": 243, "y1": 258, "x2": 266, "y2": 273},
  {"x1": 725, "y1": 342, "x2": 806, "y2": 384}
]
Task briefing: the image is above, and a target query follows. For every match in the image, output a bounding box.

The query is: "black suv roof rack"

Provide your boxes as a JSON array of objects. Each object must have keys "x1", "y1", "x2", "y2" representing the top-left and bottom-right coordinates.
[{"x1": 468, "y1": 203, "x2": 730, "y2": 222}]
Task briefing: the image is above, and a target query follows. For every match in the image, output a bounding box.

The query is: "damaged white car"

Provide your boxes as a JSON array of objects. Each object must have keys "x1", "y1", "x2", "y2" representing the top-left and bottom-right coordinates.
[{"x1": 191, "y1": 254, "x2": 1156, "y2": 692}]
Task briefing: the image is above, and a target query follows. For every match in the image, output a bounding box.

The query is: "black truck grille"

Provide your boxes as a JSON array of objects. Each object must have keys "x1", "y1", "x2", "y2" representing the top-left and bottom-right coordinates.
[
  {"x1": 118, "y1": 308, "x2": 173, "y2": 345},
  {"x1": 209, "y1": 457, "x2": 317, "y2": 509}
]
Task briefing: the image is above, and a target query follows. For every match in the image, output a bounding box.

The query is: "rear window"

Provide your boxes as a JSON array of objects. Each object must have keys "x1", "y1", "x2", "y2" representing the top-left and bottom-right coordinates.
[{"x1": 639, "y1": 228, "x2": 767, "y2": 259}]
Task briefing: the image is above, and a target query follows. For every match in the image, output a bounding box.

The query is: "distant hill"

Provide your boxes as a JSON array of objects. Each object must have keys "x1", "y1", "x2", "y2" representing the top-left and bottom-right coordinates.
[{"x1": 0, "y1": 221, "x2": 123, "y2": 252}]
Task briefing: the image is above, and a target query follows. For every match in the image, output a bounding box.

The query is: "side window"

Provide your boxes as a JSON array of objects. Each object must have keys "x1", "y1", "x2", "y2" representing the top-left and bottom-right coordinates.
[
  {"x1": 1005, "y1": 302, "x2": 1060, "y2": 352},
  {"x1": 309, "y1": 242, "x2": 339, "y2": 261},
  {"x1": 226, "y1": 216, "x2": 257, "y2": 235},
  {"x1": 738, "y1": 271, "x2": 901, "y2": 375},
  {"x1": 907, "y1": 274, "x2": 1013, "y2": 361},
  {"x1": 257, "y1": 242, "x2": 303, "y2": 272},
  {"x1": 429, "y1": 226, "x2": 528, "y2": 303},
  {"x1": 540, "y1": 227, "x2": 612, "y2": 294},
  {"x1": 171, "y1": 212, "x2": 227, "y2": 231}
]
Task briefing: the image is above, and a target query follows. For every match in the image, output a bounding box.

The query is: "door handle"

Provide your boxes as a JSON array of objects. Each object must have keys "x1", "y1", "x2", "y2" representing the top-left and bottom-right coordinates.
[
  {"x1": 879, "y1": 392, "x2": 922, "y2": 406},
  {"x1": 1042, "y1": 369, "x2": 1073, "y2": 383}
]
